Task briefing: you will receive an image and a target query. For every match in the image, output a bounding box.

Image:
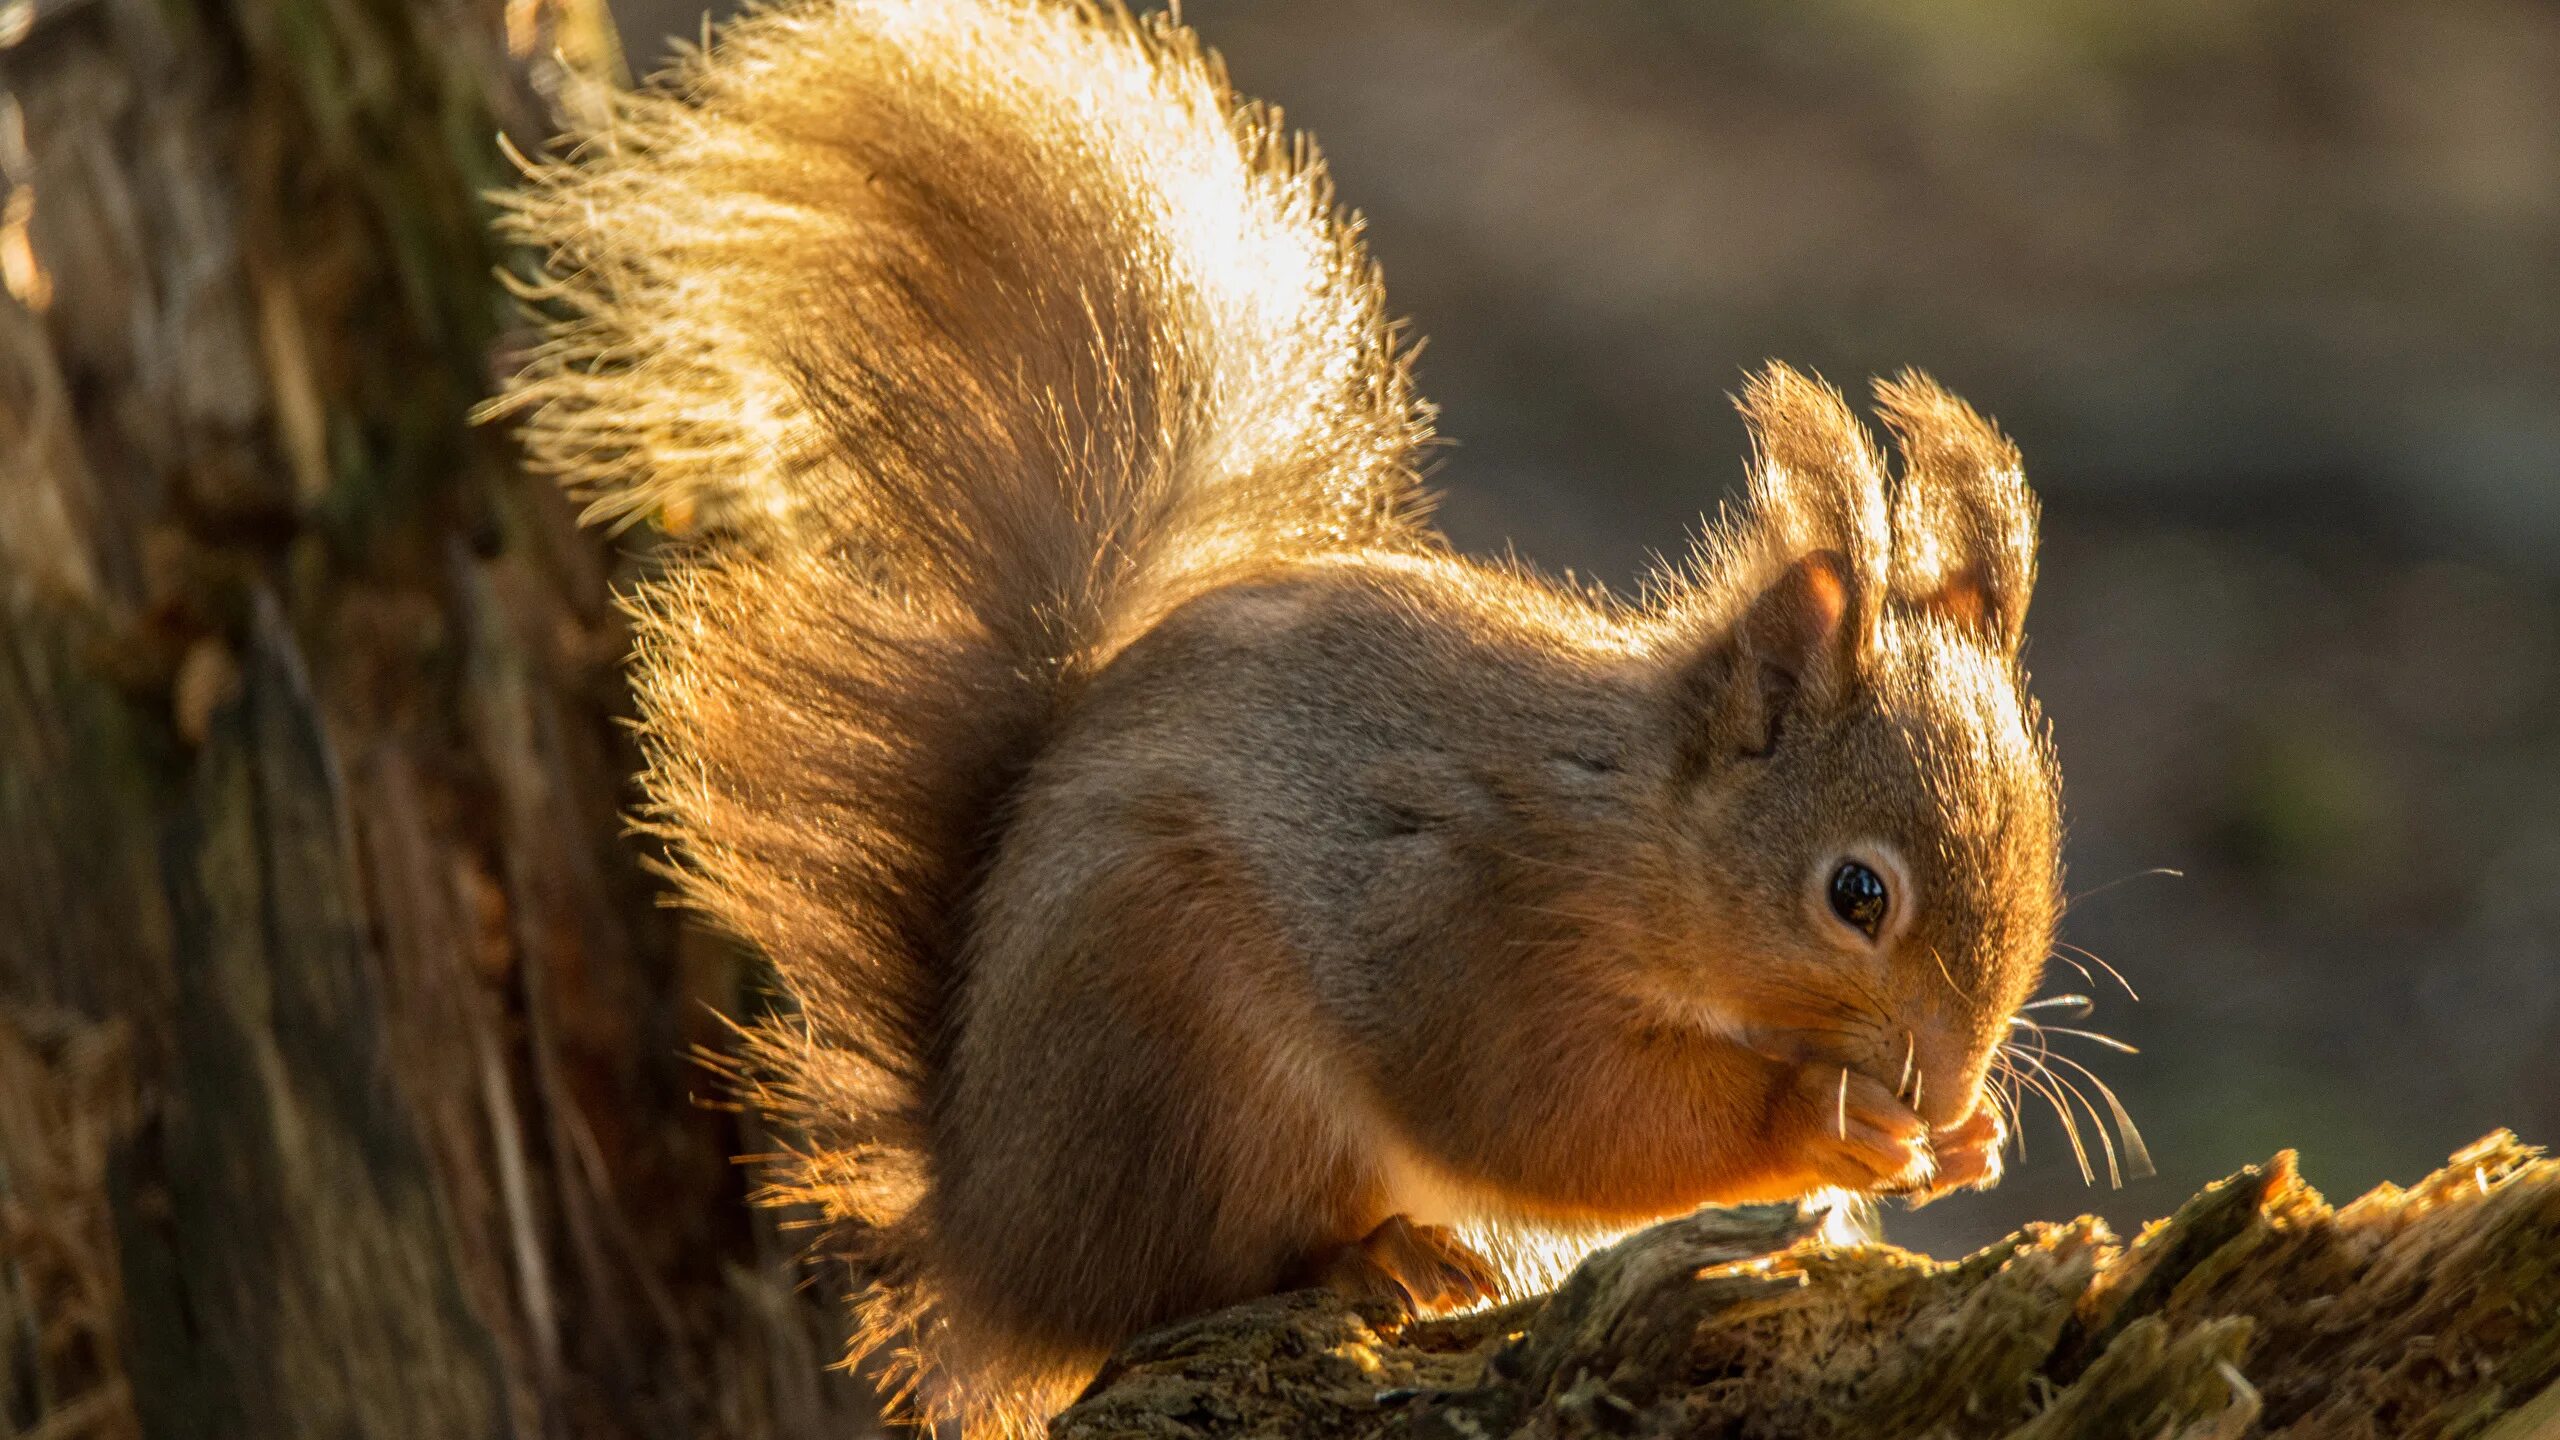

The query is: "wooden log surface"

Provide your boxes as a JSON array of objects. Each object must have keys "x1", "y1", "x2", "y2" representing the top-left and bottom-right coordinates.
[{"x1": 1059, "y1": 1135, "x2": 2560, "y2": 1440}]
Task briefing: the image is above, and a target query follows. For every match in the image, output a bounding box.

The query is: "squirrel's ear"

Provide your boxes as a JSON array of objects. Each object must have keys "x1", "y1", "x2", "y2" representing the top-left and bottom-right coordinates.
[
  {"x1": 1682, "y1": 549, "x2": 1856, "y2": 766},
  {"x1": 1912, "y1": 564, "x2": 1995, "y2": 635},
  {"x1": 1673, "y1": 364, "x2": 1887, "y2": 769},
  {"x1": 1874, "y1": 372, "x2": 2039, "y2": 654}
]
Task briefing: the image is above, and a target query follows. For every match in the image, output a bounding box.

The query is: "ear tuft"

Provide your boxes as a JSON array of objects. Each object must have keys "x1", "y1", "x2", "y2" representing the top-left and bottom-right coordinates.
[
  {"x1": 1665, "y1": 365, "x2": 1892, "y2": 769},
  {"x1": 1872, "y1": 371, "x2": 2039, "y2": 652},
  {"x1": 1726, "y1": 363, "x2": 1891, "y2": 646}
]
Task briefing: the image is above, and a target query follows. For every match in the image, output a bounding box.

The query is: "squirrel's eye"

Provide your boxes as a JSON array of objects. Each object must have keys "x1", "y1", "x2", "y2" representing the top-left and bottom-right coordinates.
[{"x1": 1827, "y1": 860, "x2": 1889, "y2": 940}]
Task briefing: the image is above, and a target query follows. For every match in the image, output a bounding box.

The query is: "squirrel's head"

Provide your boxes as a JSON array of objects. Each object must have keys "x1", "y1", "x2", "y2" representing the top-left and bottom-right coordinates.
[{"x1": 1653, "y1": 366, "x2": 2060, "y2": 1133}]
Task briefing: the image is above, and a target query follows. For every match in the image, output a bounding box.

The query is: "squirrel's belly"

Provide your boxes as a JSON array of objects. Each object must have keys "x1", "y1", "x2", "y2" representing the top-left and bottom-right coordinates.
[
  {"x1": 1277, "y1": 1056, "x2": 1506, "y2": 1230},
  {"x1": 1367, "y1": 1119, "x2": 1512, "y2": 1228}
]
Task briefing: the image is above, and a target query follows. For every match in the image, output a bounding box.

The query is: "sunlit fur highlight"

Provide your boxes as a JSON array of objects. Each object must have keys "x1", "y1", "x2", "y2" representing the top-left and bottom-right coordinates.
[{"x1": 494, "y1": 1, "x2": 2068, "y2": 1433}]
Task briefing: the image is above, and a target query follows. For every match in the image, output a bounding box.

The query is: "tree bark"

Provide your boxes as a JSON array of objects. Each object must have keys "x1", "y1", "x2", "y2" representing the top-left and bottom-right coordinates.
[{"x1": 0, "y1": 0, "x2": 871, "y2": 1436}]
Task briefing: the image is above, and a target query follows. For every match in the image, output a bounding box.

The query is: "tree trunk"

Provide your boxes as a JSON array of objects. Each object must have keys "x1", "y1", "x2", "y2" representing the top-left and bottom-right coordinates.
[{"x1": 0, "y1": 1, "x2": 870, "y2": 1435}]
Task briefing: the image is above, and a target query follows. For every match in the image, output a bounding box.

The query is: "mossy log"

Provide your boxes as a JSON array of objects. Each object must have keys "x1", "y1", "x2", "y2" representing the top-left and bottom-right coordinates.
[{"x1": 1060, "y1": 1134, "x2": 2560, "y2": 1440}]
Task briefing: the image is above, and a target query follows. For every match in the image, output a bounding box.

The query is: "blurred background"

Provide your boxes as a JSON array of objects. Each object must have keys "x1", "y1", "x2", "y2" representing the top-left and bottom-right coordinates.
[
  {"x1": 1145, "y1": 0, "x2": 2560, "y2": 1257},
  {"x1": 4, "y1": 0, "x2": 2554, "y2": 1434}
]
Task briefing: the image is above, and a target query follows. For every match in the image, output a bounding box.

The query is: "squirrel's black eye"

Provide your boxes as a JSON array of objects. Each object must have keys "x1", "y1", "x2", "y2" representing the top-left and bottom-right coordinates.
[{"x1": 1827, "y1": 860, "x2": 1889, "y2": 939}]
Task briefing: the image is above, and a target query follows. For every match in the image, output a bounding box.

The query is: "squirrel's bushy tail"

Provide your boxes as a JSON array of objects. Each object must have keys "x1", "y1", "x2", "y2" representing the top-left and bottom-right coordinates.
[{"x1": 496, "y1": 0, "x2": 1432, "y2": 1429}]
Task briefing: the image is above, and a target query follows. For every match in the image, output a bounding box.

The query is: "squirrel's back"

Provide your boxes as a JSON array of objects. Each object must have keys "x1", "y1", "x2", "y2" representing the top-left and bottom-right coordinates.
[{"x1": 499, "y1": 0, "x2": 1431, "y2": 1428}]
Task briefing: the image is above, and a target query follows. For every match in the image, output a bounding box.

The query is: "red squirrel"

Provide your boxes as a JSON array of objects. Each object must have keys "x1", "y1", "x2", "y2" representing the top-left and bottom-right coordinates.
[{"x1": 497, "y1": 1, "x2": 2060, "y2": 1431}]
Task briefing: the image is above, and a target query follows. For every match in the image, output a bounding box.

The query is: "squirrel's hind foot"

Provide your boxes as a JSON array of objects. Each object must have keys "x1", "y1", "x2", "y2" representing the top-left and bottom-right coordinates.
[{"x1": 1312, "y1": 1215, "x2": 1502, "y2": 1314}]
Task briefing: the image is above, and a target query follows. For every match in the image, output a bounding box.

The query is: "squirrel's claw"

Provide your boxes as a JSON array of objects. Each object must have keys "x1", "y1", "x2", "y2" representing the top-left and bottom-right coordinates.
[
  {"x1": 1315, "y1": 1214, "x2": 1502, "y2": 1315},
  {"x1": 1902, "y1": 1104, "x2": 2008, "y2": 1206}
]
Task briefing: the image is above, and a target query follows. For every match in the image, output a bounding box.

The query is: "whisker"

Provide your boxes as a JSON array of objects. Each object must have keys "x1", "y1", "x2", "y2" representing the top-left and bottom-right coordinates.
[
  {"x1": 2010, "y1": 1014, "x2": 2139, "y2": 1057},
  {"x1": 2037, "y1": 1025, "x2": 2139, "y2": 1055},
  {"x1": 2062, "y1": 866, "x2": 2185, "y2": 915},
  {"x1": 1929, "y1": 946, "x2": 1975, "y2": 1003},
  {"x1": 1899, "y1": 1033, "x2": 1915, "y2": 1103},
  {"x1": 2013, "y1": 1047, "x2": 2121, "y2": 1187},
  {"x1": 2058, "y1": 855, "x2": 2181, "y2": 912},
  {"x1": 2023, "y1": 1018, "x2": 2057, "y2": 1073},
  {"x1": 2054, "y1": 940, "x2": 2140, "y2": 1002},
  {"x1": 2041, "y1": 1051, "x2": 2155, "y2": 1182},
  {"x1": 1837, "y1": 1067, "x2": 1850, "y2": 1141},
  {"x1": 1989, "y1": 1052, "x2": 2028, "y2": 1164},
  {"x1": 2047, "y1": 953, "x2": 2096, "y2": 987},
  {"x1": 2003, "y1": 1047, "x2": 2092, "y2": 1184},
  {"x1": 2021, "y1": 993, "x2": 2094, "y2": 1016},
  {"x1": 1994, "y1": 1062, "x2": 2026, "y2": 1162}
]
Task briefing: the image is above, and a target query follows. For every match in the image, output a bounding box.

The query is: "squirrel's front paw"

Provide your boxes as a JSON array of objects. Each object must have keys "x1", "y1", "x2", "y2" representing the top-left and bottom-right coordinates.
[
  {"x1": 1904, "y1": 1103, "x2": 2007, "y2": 1205},
  {"x1": 1313, "y1": 1214, "x2": 1501, "y2": 1314},
  {"x1": 1785, "y1": 1065, "x2": 1932, "y2": 1193}
]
